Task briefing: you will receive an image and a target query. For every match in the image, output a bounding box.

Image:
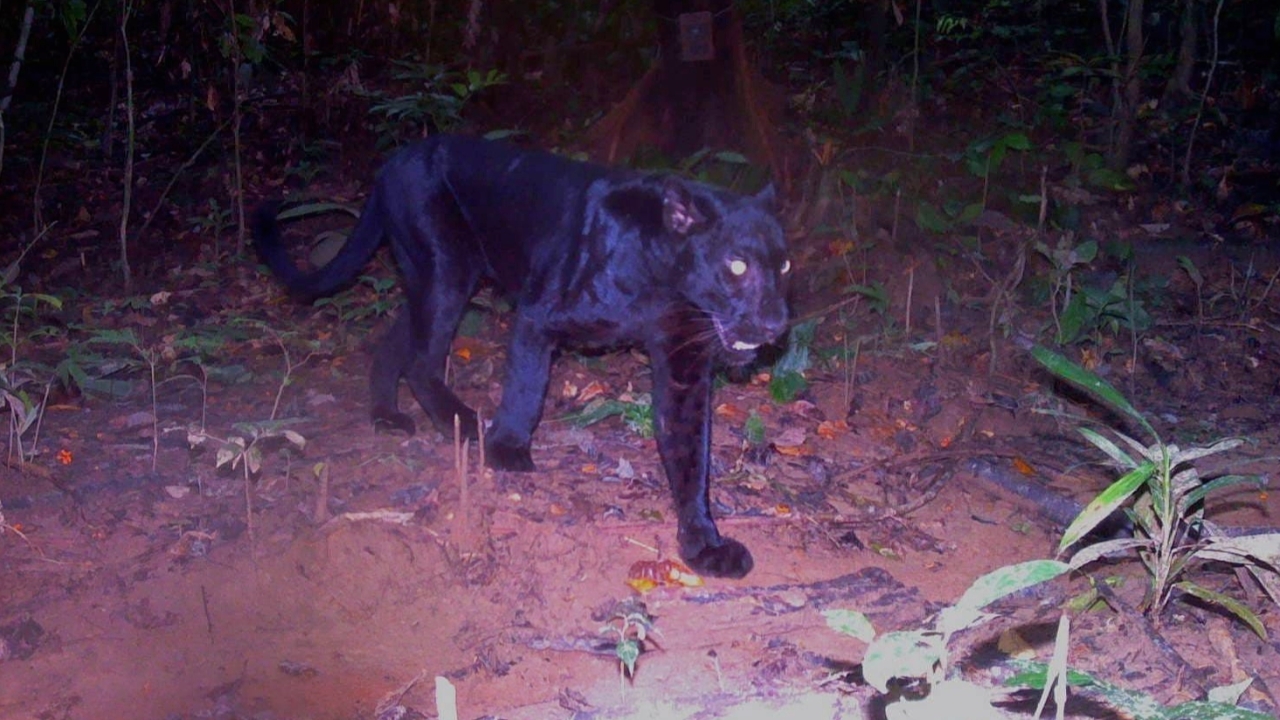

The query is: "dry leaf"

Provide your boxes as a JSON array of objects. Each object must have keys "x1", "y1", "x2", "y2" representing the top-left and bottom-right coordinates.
[
  {"x1": 715, "y1": 403, "x2": 748, "y2": 422},
  {"x1": 816, "y1": 421, "x2": 844, "y2": 440},
  {"x1": 578, "y1": 380, "x2": 608, "y2": 403},
  {"x1": 626, "y1": 559, "x2": 704, "y2": 593},
  {"x1": 773, "y1": 426, "x2": 807, "y2": 447}
]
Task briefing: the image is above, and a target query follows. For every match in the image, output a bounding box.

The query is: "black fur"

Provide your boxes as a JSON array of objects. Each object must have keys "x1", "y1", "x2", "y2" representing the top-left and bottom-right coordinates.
[{"x1": 252, "y1": 135, "x2": 790, "y2": 578}]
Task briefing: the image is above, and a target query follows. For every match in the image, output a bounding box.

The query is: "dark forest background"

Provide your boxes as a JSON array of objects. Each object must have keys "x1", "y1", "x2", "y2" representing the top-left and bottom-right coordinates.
[{"x1": 0, "y1": 0, "x2": 1277, "y2": 294}]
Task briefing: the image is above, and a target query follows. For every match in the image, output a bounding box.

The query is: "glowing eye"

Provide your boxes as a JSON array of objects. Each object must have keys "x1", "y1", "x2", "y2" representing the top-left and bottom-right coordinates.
[
  {"x1": 781, "y1": 260, "x2": 792, "y2": 274},
  {"x1": 728, "y1": 259, "x2": 748, "y2": 276}
]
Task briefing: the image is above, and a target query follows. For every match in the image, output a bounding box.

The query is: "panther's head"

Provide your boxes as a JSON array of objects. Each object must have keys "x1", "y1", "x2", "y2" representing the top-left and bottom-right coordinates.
[{"x1": 663, "y1": 179, "x2": 791, "y2": 364}]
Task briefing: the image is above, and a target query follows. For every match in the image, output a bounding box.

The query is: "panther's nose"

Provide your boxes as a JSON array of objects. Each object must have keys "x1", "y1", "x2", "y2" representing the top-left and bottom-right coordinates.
[{"x1": 760, "y1": 306, "x2": 789, "y2": 341}]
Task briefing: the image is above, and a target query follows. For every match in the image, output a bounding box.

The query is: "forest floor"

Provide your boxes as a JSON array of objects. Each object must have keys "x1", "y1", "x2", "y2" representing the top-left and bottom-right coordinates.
[{"x1": 2, "y1": 122, "x2": 1280, "y2": 720}]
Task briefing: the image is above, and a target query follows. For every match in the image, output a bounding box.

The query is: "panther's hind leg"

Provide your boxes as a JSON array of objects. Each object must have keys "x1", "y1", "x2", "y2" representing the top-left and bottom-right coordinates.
[
  {"x1": 386, "y1": 192, "x2": 485, "y2": 440},
  {"x1": 369, "y1": 311, "x2": 419, "y2": 435}
]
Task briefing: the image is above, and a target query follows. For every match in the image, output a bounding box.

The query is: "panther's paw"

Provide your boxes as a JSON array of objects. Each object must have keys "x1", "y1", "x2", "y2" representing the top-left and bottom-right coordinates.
[
  {"x1": 371, "y1": 409, "x2": 416, "y2": 436},
  {"x1": 682, "y1": 535, "x2": 754, "y2": 579},
  {"x1": 486, "y1": 438, "x2": 536, "y2": 472}
]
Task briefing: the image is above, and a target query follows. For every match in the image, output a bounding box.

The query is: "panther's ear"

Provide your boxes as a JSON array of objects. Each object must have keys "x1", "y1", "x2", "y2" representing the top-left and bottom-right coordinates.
[
  {"x1": 754, "y1": 182, "x2": 777, "y2": 209},
  {"x1": 662, "y1": 179, "x2": 707, "y2": 235}
]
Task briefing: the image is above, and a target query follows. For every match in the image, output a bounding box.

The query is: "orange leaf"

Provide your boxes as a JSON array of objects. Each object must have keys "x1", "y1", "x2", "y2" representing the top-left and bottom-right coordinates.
[
  {"x1": 578, "y1": 380, "x2": 608, "y2": 403},
  {"x1": 1012, "y1": 457, "x2": 1036, "y2": 476},
  {"x1": 816, "y1": 420, "x2": 848, "y2": 439},
  {"x1": 627, "y1": 559, "x2": 704, "y2": 593},
  {"x1": 774, "y1": 443, "x2": 808, "y2": 456},
  {"x1": 626, "y1": 577, "x2": 659, "y2": 593},
  {"x1": 455, "y1": 347, "x2": 472, "y2": 362},
  {"x1": 715, "y1": 403, "x2": 747, "y2": 422}
]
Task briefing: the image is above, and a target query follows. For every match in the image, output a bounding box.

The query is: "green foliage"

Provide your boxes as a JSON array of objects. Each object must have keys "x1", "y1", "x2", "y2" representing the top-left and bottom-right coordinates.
[
  {"x1": 53, "y1": 0, "x2": 89, "y2": 38},
  {"x1": 628, "y1": 147, "x2": 772, "y2": 193},
  {"x1": 599, "y1": 598, "x2": 657, "y2": 683},
  {"x1": 1035, "y1": 236, "x2": 1150, "y2": 345},
  {"x1": 743, "y1": 411, "x2": 766, "y2": 446},
  {"x1": 827, "y1": 559, "x2": 1070, "y2": 715},
  {"x1": 366, "y1": 62, "x2": 507, "y2": 144},
  {"x1": 0, "y1": 367, "x2": 46, "y2": 462},
  {"x1": 570, "y1": 392, "x2": 654, "y2": 438},
  {"x1": 188, "y1": 419, "x2": 307, "y2": 476},
  {"x1": 769, "y1": 318, "x2": 818, "y2": 403},
  {"x1": 1033, "y1": 347, "x2": 1279, "y2": 633},
  {"x1": 1007, "y1": 661, "x2": 1271, "y2": 720},
  {"x1": 189, "y1": 197, "x2": 234, "y2": 238},
  {"x1": 844, "y1": 282, "x2": 890, "y2": 316},
  {"x1": 314, "y1": 275, "x2": 399, "y2": 324},
  {"x1": 915, "y1": 200, "x2": 984, "y2": 234},
  {"x1": 1061, "y1": 142, "x2": 1134, "y2": 191},
  {"x1": 961, "y1": 132, "x2": 1032, "y2": 181}
]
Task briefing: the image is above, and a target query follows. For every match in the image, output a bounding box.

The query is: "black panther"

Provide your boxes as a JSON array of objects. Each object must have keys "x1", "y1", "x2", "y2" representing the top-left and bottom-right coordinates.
[{"x1": 252, "y1": 135, "x2": 790, "y2": 578}]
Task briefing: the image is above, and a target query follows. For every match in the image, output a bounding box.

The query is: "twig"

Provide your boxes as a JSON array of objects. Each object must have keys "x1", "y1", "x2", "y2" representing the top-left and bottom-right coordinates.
[
  {"x1": 200, "y1": 584, "x2": 214, "y2": 639},
  {"x1": 229, "y1": 0, "x2": 248, "y2": 254},
  {"x1": 117, "y1": 0, "x2": 136, "y2": 291},
  {"x1": 455, "y1": 413, "x2": 470, "y2": 537},
  {"x1": 31, "y1": 0, "x2": 105, "y2": 231},
  {"x1": 313, "y1": 462, "x2": 330, "y2": 524},
  {"x1": 133, "y1": 119, "x2": 232, "y2": 245},
  {"x1": 1180, "y1": 0, "x2": 1226, "y2": 187}
]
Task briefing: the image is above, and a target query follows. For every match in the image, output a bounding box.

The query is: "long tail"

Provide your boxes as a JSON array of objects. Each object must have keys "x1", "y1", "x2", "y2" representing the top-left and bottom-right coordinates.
[{"x1": 251, "y1": 193, "x2": 386, "y2": 302}]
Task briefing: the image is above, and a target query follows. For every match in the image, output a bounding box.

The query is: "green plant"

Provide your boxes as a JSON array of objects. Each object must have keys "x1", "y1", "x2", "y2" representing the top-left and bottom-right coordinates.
[
  {"x1": 957, "y1": 130, "x2": 1032, "y2": 211},
  {"x1": 189, "y1": 197, "x2": 233, "y2": 238},
  {"x1": 1033, "y1": 347, "x2": 1280, "y2": 633},
  {"x1": 829, "y1": 554, "x2": 1271, "y2": 719},
  {"x1": 187, "y1": 419, "x2": 307, "y2": 544},
  {"x1": 769, "y1": 317, "x2": 818, "y2": 403},
  {"x1": 314, "y1": 275, "x2": 399, "y2": 323},
  {"x1": 1035, "y1": 235, "x2": 1151, "y2": 345},
  {"x1": 1, "y1": 366, "x2": 49, "y2": 465},
  {"x1": 826, "y1": 560, "x2": 1071, "y2": 719},
  {"x1": 914, "y1": 199, "x2": 984, "y2": 235},
  {"x1": 599, "y1": 597, "x2": 658, "y2": 688},
  {"x1": 1008, "y1": 660, "x2": 1271, "y2": 720},
  {"x1": 366, "y1": 62, "x2": 507, "y2": 144},
  {"x1": 2, "y1": 261, "x2": 64, "y2": 464},
  {"x1": 570, "y1": 391, "x2": 654, "y2": 438}
]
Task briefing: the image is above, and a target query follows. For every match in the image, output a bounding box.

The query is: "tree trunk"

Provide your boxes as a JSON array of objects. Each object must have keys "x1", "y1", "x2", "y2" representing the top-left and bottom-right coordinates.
[
  {"x1": 1164, "y1": 0, "x2": 1196, "y2": 104},
  {"x1": 1111, "y1": 0, "x2": 1144, "y2": 170},
  {"x1": 584, "y1": 0, "x2": 788, "y2": 189}
]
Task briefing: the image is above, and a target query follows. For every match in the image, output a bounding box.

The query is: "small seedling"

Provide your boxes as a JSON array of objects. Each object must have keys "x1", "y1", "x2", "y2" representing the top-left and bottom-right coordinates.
[
  {"x1": 599, "y1": 598, "x2": 659, "y2": 689},
  {"x1": 188, "y1": 419, "x2": 308, "y2": 546}
]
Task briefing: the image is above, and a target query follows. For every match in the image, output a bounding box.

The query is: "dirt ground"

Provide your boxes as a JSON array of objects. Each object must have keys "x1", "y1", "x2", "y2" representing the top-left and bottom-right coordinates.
[{"x1": 3, "y1": 193, "x2": 1280, "y2": 719}]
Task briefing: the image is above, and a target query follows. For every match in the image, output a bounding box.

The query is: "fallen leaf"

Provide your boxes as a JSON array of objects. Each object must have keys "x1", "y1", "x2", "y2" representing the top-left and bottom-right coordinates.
[
  {"x1": 816, "y1": 420, "x2": 847, "y2": 439},
  {"x1": 773, "y1": 426, "x2": 807, "y2": 447},
  {"x1": 715, "y1": 403, "x2": 748, "y2": 422},
  {"x1": 1012, "y1": 457, "x2": 1035, "y2": 475},
  {"x1": 626, "y1": 559, "x2": 704, "y2": 593},
  {"x1": 578, "y1": 380, "x2": 608, "y2": 403}
]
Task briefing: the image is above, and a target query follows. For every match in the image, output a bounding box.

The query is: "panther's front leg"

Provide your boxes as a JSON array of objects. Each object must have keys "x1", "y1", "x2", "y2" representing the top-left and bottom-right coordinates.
[
  {"x1": 648, "y1": 314, "x2": 754, "y2": 579},
  {"x1": 485, "y1": 314, "x2": 554, "y2": 472}
]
